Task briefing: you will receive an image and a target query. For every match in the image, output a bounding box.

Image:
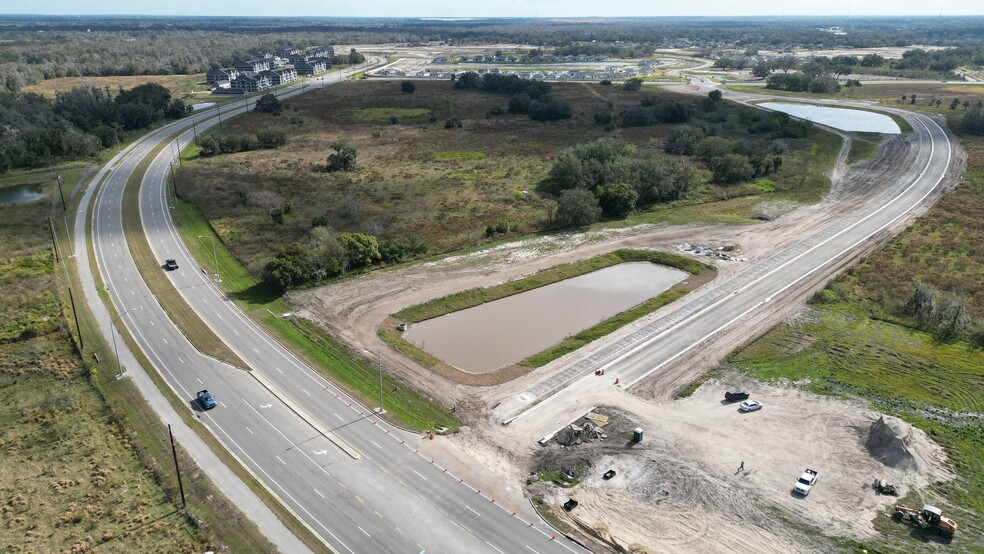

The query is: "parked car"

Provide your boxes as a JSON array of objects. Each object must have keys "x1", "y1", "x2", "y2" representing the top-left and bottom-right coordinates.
[
  {"x1": 164, "y1": 259, "x2": 179, "y2": 270},
  {"x1": 397, "y1": 323, "x2": 407, "y2": 332},
  {"x1": 793, "y1": 469, "x2": 819, "y2": 496},
  {"x1": 739, "y1": 400, "x2": 762, "y2": 412},
  {"x1": 197, "y1": 389, "x2": 217, "y2": 410},
  {"x1": 725, "y1": 390, "x2": 749, "y2": 402}
]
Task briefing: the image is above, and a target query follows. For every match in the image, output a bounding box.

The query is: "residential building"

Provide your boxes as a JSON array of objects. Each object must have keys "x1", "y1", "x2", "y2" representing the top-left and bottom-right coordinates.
[
  {"x1": 206, "y1": 67, "x2": 239, "y2": 85},
  {"x1": 294, "y1": 59, "x2": 329, "y2": 75},
  {"x1": 231, "y1": 73, "x2": 271, "y2": 92},
  {"x1": 259, "y1": 67, "x2": 297, "y2": 86},
  {"x1": 235, "y1": 59, "x2": 271, "y2": 73}
]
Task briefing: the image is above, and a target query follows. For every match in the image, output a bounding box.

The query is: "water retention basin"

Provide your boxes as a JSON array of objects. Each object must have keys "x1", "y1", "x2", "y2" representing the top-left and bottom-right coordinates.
[
  {"x1": 759, "y1": 102, "x2": 901, "y2": 134},
  {"x1": 403, "y1": 263, "x2": 688, "y2": 373}
]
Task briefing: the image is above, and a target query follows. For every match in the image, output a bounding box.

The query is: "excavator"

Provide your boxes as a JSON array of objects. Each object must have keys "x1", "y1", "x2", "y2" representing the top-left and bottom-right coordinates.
[{"x1": 893, "y1": 504, "x2": 957, "y2": 539}]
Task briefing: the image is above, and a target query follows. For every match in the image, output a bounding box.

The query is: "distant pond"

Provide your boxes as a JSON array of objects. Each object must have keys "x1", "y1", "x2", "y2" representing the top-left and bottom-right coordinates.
[
  {"x1": 0, "y1": 182, "x2": 47, "y2": 205},
  {"x1": 760, "y1": 102, "x2": 901, "y2": 134},
  {"x1": 404, "y1": 262, "x2": 688, "y2": 373}
]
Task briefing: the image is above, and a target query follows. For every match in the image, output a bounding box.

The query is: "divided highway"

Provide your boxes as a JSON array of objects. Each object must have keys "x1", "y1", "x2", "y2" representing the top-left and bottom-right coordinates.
[{"x1": 82, "y1": 68, "x2": 588, "y2": 553}]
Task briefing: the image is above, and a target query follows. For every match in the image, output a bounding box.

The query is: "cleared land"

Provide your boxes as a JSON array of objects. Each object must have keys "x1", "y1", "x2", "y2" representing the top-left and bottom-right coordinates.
[
  {"x1": 178, "y1": 79, "x2": 839, "y2": 275},
  {"x1": 22, "y1": 74, "x2": 207, "y2": 101}
]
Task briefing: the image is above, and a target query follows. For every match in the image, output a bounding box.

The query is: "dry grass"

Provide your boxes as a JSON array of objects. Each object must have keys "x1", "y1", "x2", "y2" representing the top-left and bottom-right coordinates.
[
  {"x1": 22, "y1": 74, "x2": 207, "y2": 100},
  {"x1": 179, "y1": 80, "x2": 835, "y2": 274}
]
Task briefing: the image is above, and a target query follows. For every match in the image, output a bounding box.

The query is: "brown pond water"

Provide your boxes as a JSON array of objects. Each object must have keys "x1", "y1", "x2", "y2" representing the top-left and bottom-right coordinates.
[{"x1": 404, "y1": 262, "x2": 688, "y2": 373}]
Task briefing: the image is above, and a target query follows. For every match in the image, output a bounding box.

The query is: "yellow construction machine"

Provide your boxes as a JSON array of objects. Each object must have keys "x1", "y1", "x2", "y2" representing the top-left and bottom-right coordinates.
[{"x1": 893, "y1": 504, "x2": 957, "y2": 539}]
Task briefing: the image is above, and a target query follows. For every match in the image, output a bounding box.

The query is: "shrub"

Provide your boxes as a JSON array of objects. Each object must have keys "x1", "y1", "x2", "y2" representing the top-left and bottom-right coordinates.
[{"x1": 556, "y1": 189, "x2": 602, "y2": 227}]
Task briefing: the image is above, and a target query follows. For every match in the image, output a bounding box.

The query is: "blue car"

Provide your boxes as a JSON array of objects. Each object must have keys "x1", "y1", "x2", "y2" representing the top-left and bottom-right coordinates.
[{"x1": 197, "y1": 389, "x2": 217, "y2": 410}]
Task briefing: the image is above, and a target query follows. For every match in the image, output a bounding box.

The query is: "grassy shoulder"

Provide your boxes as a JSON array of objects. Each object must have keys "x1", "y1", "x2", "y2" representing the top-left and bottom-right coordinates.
[
  {"x1": 172, "y1": 196, "x2": 460, "y2": 432},
  {"x1": 396, "y1": 249, "x2": 714, "y2": 323},
  {"x1": 846, "y1": 133, "x2": 885, "y2": 164}
]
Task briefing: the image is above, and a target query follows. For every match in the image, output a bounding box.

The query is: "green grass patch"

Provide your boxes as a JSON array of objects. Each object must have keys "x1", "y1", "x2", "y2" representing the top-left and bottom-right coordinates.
[
  {"x1": 396, "y1": 249, "x2": 713, "y2": 324},
  {"x1": 378, "y1": 328, "x2": 440, "y2": 368},
  {"x1": 172, "y1": 197, "x2": 459, "y2": 432},
  {"x1": 350, "y1": 107, "x2": 432, "y2": 122},
  {"x1": 433, "y1": 150, "x2": 487, "y2": 162},
  {"x1": 268, "y1": 317, "x2": 458, "y2": 432}
]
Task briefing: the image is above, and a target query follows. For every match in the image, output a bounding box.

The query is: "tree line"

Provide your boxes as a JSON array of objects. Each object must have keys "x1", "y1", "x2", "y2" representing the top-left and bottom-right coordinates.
[
  {"x1": 454, "y1": 72, "x2": 572, "y2": 122},
  {"x1": 0, "y1": 82, "x2": 187, "y2": 173}
]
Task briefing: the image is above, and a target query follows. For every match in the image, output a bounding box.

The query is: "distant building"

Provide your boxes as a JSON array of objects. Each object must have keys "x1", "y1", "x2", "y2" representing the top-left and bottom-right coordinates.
[
  {"x1": 294, "y1": 59, "x2": 329, "y2": 75},
  {"x1": 235, "y1": 59, "x2": 271, "y2": 73},
  {"x1": 259, "y1": 67, "x2": 297, "y2": 86},
  {"x1": 230, "y1": 73, "x2": 271, "y2": 92},
  {"x1": 206, "y1": 67, "x2": 239, "y2": 85}
]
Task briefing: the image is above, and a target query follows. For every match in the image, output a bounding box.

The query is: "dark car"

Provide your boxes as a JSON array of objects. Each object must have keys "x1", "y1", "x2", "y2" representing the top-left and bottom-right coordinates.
[
  {"x1": 725, "y1": 390, "x2": 750, "y2": 402},
  {"x1": 164, "y1": 259, "x2": 179, "y2": 270},
  {"x1": 197, "y1": 389, "x2": 217, "y2": 410}
]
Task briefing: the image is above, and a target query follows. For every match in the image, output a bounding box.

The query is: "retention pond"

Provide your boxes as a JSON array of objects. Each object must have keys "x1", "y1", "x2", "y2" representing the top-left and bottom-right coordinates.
[
  {"x1": 760, "y1": 102, "x2": 901, "y2": 134},
  {"x1": 404, "y1": 262, "x2": 688, "y2": 373},
  {"x1": 0, "y1": 182, "x2": 47, "y2": 205}
]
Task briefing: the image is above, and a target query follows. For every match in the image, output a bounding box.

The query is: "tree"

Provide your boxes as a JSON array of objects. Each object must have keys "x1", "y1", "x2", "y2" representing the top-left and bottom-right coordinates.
[
  {"x1": 326, "y1": 141, "x2": 357, "y2": 172},
  {"x1": 697, "y1": 136, "x2": 736, "y2": 162},
  {"x1": 197, "y1": 135, "x2": 221, "y2": 156},
  {"x1": 529, "y1": 97, "x2": 572, "y2": 121},
  {"x1": 595, "y1": 182, "x2": 638, "y2": 217},
  {"x1": 256, "y1": 129, "x2": 288, "y2": 148},
  {"x1": 454, "y1": 72, "x2": 481, "y2": 90},
  {"x1": 444, "y1": 117, "x2": 462, "y2": 128},
  {"x1": 752, "y1": 62, "x2": 773, "y2": 79},
  {"x1": 508, "y1": 93, "x2": 532, "y2": 114},
  {"x1": 400, "y1": 81, "x2": 416, "y2": 94},
  {"x1": 709, "y1": 154, "x2": 754, "y2": 184},
  {"x1": 265, "y1": 243, "x2": 311, "y2": 291},
  {"x1": 664, "y1": 125, "x2": 705, "y2": 155},
  {"x1": 950, "y1": 98, "x2": 960, "y2": 110},
  {"x1": 622, "y1": 78, "x2": 643, "y2": 91},
  {"x1": 708, "y1": 89, "x2": 722, "y2": 102},
  {"x1": 555, "y1": 189, "x2": 602, "y2": 227},
  {"x1": 860, "y1": 53, "x2": 885, "y2": 67},
  {"x1": 337, "y1": 232, "x2": 381, "y2": 269},
  {"x1": 254, "y1": 93, "x2": 283, "y2": 115},
  {"x1": 958, "y1": 107, "x2": 984, "y2": 135},
  {"x1": 348, "y1": 49, "x2": 366, "y2": 65}
]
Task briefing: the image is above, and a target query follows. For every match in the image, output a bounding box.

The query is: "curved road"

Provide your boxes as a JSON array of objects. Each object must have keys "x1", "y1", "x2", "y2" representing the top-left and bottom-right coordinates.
[
  {"x1": 495, "y1": 105, "x2": 953, "y2": 423},
  {"x1": 81, "y1": 66, "x2": 587, "y2": 553}
]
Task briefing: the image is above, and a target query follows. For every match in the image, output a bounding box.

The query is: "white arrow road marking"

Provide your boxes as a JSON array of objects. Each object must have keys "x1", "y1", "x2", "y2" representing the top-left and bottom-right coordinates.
[
  {"x1": 314, "y1": 450, "x2": 328, "y2": 455},
  {"x1": 259, "y1": 404, "x2": 272, "y2": 409}
]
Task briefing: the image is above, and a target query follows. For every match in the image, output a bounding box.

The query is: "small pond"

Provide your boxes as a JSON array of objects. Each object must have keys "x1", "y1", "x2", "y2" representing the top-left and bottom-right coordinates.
[
  {"x1": 760, "y1": 102, "x2": 901, "y2": 134},
  {"x1": 404, "y1": 262, "x2": 688, "y2": 373},
  {"x1": 0, "y1": 182, "x2": 47, "y2": 205}
]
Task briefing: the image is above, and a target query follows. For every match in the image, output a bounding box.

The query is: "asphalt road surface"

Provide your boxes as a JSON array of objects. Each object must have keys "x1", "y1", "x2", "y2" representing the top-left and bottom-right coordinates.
[{"x1": 84, "y1": 65, "x2": 588, "y2": 553}]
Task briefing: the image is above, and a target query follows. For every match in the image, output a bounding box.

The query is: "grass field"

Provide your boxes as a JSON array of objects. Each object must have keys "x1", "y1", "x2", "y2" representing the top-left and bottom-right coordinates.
[
  {"x1": 22, "y1": 74, "x2": 208, "y2": 101},
  {"x1": 728, "y1": 133, "x2": 984, "y2": 552},
  {"x1": 177, "y1": 79, "x2": 841, "y2": 275},
  {"x1": 0, "y1": 176, "x2": 209, "y2": 552}
]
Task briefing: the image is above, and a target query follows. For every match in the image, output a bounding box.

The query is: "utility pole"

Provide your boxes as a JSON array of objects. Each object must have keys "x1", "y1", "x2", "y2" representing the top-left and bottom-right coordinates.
[
  {"x1": 168, "y1": 425, "x2": 187, "y2": 508},
  {"x1": 377, "y1": 349, "x2": 383, "y2": 414},
  {"x1": 174, "y1": 137, "x2": 183, "y2": 167},
  {"x1": 47, "y1": 215, "x2": 60, "y2": 262},
  {"x1": 192, "y1": 117, "x2": 199, "y2": 142},
  {"x1": 68, "y1": 287, "x2": 83, "y2": 349},
  {"x1": 56, "y1": 175, "x2": 66, "y2": 211},
  {"x1": 114, "y1": 127, "x2": 122, "y2": 153},
  {"x1": 168, "y1": 161, "x2": 178, "y2": 201}
]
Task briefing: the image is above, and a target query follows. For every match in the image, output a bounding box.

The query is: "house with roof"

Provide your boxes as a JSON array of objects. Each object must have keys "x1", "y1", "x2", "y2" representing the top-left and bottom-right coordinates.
[
  {"x1": 294, "y1": 59, "x2": 329, "y2": 75},
  {"x1": 260, "y1": 67, "x2": 298, "y2": 86},
  {"x1": 230, "y1": 73, "x2": 271, "y2": 93},
  {"x1": 235, "y1": 59, "x2": 271, "y2": 73},
  {"x1": 207, "y1": 67, "x2": 239, "y2": 85}
]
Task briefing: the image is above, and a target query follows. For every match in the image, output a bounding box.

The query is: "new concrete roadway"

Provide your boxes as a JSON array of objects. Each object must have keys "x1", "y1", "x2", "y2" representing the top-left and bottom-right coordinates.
[
  {"x1": 494, "y1": 104, "x2": 954, "y2": 426},
  {"x1": 81, "y1": 65, "x2": 587, "y2": 553}
]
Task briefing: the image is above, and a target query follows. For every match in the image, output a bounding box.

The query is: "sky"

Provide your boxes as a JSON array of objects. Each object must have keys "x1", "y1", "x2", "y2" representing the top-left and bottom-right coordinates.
[{"x1": 5, "y1": 0, "x2": 983, "y2": 17}]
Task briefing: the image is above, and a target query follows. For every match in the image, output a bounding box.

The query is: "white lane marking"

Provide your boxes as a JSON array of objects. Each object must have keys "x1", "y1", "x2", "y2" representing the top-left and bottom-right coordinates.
[
  {"x1": 196, "y1": 378, "x2": 203, "y2": 384},
  {"x1": 161, "y1": 337, "x2": 167, "y2": 344},
  {"x1": 334, "y1": 413, "x2": 343, "y2": 420},
  {"x1": 245, "y1": 426, "x2": 254, "y2": 435},
  {"x1": 466, "y1": 505, "x2": 480, "y2": 516},
  {"x1": 253, "y1": 347, "x2": 259, "y2": 353},
  {"x1": 276, "y1": 455, "x2": 286, "y2": 465},
  {"x1": 413, "y1": 470, "x2": 428, "y2": 481},
  {"x1": 233, "y1": 330, "x2": 240, "y2": 336},
  {"x1": 315, "y1": 489, "x2": 325, "y2": 499},
  {"x1": 303, "y1": 389, "x2": 311, "y2": 396},
  {"x1": 276, "y1": 367, "x2": 283, "y2": 374},
  {"x1": 219, "y1": 401, "x2": 227, "y2": 408},
  {"x1": 357, "y1": 526, "x2": 370, "y2": 537},
  {"x1": 149, "y1": 320, "x2": 154, "y2": 326},
  {"x1": 177, "y1": 356, "x2": 184, "y2": 364},
  {"x1": 370, "y1": 440, "x2": 382, "y2": 449},
  {"x1": 485, "y1": 541, "x2": 506, "y2": 554},
  {"x1": 526, "y1": 546, "x2": 542, "y2": 554}
]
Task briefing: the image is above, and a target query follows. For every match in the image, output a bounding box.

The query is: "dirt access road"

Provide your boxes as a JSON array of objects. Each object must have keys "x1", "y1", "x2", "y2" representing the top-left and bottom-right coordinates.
[{"x1": 292, "y1": 87, "x2": 964, "y2": 549}]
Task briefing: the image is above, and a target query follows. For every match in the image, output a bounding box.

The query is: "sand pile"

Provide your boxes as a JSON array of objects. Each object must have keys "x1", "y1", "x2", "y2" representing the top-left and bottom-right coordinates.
[{"x1": 866, "y1": 415, "x2": 915, "y2": 469}]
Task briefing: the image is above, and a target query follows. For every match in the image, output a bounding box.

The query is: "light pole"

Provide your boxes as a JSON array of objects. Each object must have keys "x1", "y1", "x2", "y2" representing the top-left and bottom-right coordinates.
[
  {"x1": 365, "y1": 349, "x2": 384, "y2": 414},
  {"x1": 112, "y1": 307, "x2": 140, "y2": 379},
  {"x1": 198, "y1": 235, "x2": 220, "y2": 282}
]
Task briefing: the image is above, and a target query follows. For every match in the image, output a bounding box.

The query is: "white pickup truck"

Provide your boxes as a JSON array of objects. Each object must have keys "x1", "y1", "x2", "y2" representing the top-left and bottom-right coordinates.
[{"x1": 793, "y1": 469, "x2": 819, "y2": 496}]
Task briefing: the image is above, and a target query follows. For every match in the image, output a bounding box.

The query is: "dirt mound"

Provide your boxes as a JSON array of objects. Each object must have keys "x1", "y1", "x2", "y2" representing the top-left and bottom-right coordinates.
[{"x1": 865, "y1": 415, "x2": 916, "y2": 468}]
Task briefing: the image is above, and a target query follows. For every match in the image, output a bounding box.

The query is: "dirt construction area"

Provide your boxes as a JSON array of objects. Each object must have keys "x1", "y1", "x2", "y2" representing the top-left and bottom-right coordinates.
[
  {"x1": 519, "y1": 380, "x2": 951, "y2": 553},
  {"x1": 290, "y1": 90, "x2": 966, "y2": 550}
]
